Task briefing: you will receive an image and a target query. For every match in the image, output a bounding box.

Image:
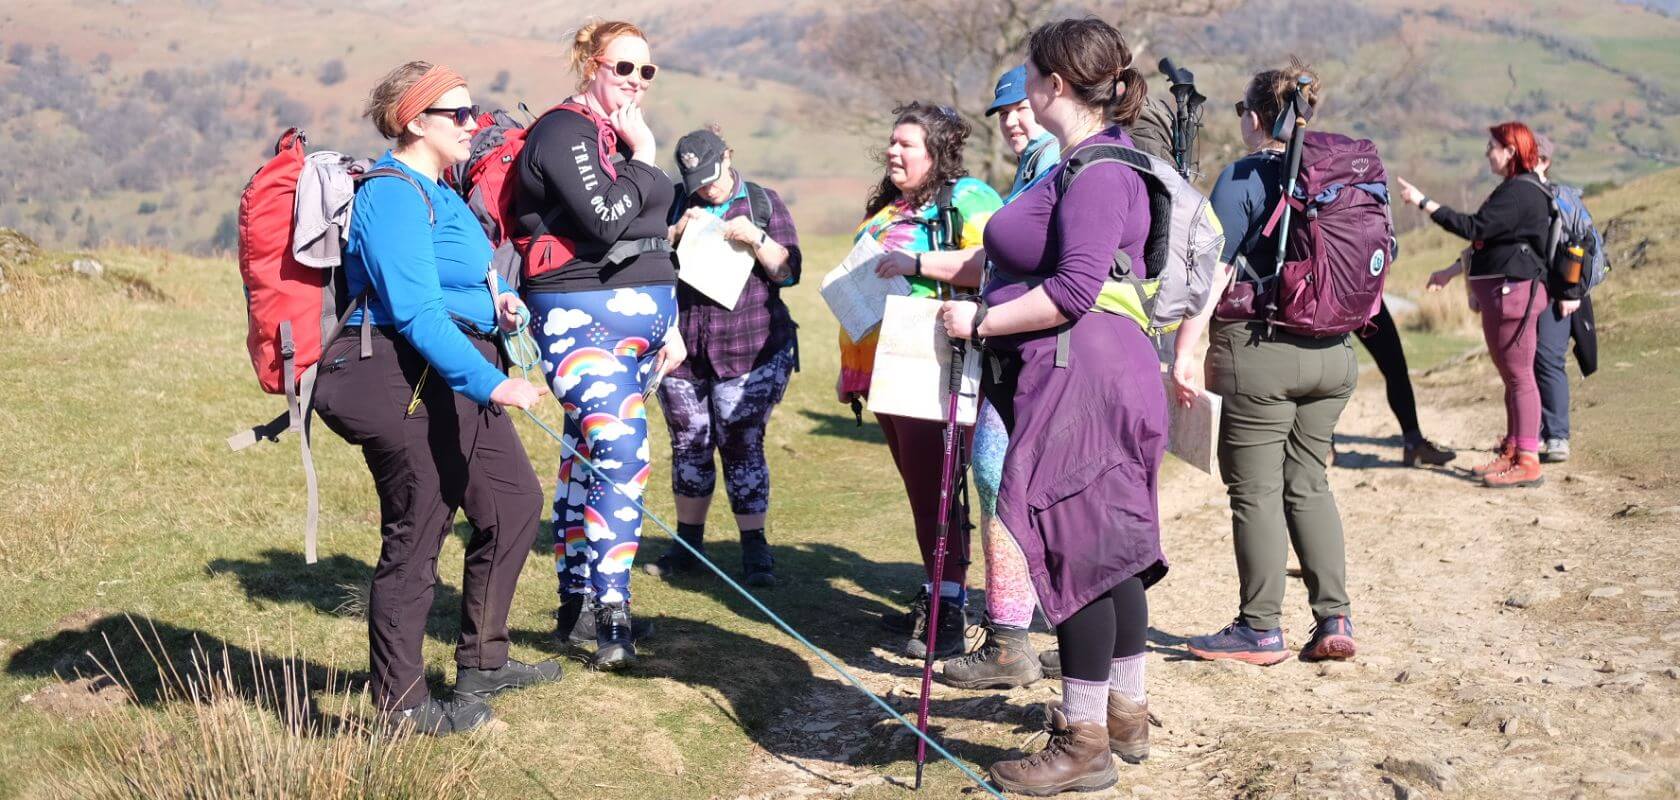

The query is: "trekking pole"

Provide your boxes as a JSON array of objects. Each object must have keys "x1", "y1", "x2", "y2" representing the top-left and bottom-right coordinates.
[
  {"x1": 1265, "y1": 75, "x2": 1315, "y2": 334},
  {"x1": 914, "y1": 333, "x2": 969, "y2": 790},
  {"x1": 1158, "y1": 58, "x2": 1205, "y2": 180}
]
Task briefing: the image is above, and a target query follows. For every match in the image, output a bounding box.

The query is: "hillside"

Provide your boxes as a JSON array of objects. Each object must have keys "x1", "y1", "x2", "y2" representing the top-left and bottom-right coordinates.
[
  {"x1": 2, "y1": 144, "x2": 1678, "y2": 800},
  {"x1": 2, "y1": 0, "x2": 1679, "y2": 253}
]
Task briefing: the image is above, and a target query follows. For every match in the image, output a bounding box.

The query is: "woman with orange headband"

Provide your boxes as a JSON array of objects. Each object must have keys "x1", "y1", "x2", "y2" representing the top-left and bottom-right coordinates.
[{"x1": 311, "y1": 61, "x2": 560, "y2": 736}]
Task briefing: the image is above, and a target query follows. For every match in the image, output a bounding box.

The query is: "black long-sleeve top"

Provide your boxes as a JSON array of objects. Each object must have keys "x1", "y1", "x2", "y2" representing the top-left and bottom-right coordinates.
[
  {"x1": 1428, "y1": 174, "x2": 1550, "y2": 281},
  {"x1": 513, "y1": 108, "x2": 676, "y2": 292}
]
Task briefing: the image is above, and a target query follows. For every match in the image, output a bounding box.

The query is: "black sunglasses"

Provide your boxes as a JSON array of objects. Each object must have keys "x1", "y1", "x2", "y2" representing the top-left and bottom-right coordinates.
[
  {"x1": 1234, "y1": 101, "x2": 1248, "y2": 117},
  {"x1": 596, "y1": 57, "x2": 658, "y2": 81},
  {"x1": 423, "y1": 105, "x2": 481, "y2": 126}
]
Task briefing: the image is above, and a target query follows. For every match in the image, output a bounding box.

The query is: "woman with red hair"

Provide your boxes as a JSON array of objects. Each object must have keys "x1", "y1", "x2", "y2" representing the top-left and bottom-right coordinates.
[{"x1": 1397, "y1": 122, "x2": 1551, "y2": 488}]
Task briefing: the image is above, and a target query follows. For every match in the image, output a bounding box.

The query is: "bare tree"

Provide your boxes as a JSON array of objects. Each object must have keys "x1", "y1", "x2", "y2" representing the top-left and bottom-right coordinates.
[{"x1": 821, "y1": 0, "x2": 1235, "y2": 186}]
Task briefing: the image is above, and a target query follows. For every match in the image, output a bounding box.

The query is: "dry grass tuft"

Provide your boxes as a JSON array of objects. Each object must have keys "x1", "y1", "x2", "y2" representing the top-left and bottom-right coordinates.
[{"x1": 35, "y1": 617, "x2": 488, "y2": 800}]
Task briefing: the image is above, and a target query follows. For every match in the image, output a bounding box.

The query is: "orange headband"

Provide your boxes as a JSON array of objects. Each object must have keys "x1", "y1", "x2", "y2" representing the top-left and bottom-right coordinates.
[{"x1": 386, "y1": 65, "x2": 468, "y2": 135}]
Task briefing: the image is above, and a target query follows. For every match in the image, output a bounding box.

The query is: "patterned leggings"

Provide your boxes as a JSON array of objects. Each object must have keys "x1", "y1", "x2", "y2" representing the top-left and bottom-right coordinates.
[
  {"x1": 971, "y1": 399, "x2": 1038, "y2": 628},
  {"x1": 527, "y1": 285, "x2": 677, "y2": 605},
  {"x1": 657, "y1": 344, "x2": 794, "y2": 515}
]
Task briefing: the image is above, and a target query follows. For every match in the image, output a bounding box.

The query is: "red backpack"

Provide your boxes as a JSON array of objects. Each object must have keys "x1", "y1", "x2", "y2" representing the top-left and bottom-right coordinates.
[
  {"x1": 228, "y1": 128, "x2": 432, "y2": 563},
  {"x1": 447, "y1": 102, "x2": 618, "y2": 289}
]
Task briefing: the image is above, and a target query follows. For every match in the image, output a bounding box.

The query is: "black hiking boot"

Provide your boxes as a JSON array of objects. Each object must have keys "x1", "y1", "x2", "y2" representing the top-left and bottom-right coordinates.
[
  {"x1": 591, "y1": 600, "x2": 638, "y2": 671},
  {"x1": 740, "y1": 529, "x2": 777, "y2": 588},
  {"x1": 453, "y1": 658, "x2": 563, "y2": 702},
  {"x1": 644, "y1": 527, "x2": 707, "y2": 579},
  {"x1": 380, "y1": 696, "x2": 492, "y2": 737},
  {"x1": 879, "y1": 586, "x2": 931, "y2": 637},
  {"x1": 906, "y1": 597, "x2": 969, "y2": 660},
  {"x1": 556, "y1": 595, "x2": 653, "y2": 660},
  {"x1": 940, "y1": 617, "x2": 1042, "y2": 689}
]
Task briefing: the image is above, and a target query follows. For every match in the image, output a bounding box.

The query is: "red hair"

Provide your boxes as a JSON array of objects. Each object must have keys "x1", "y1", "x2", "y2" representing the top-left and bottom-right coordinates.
[{"x1": 1489, "y1": 121, "x2": 1539, "y2": 176}]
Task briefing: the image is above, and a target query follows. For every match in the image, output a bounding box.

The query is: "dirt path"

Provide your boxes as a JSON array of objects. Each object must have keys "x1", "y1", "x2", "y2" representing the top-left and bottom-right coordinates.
[{"x1": 729, "y1": 357, "x2": 1680, "y2": 799}]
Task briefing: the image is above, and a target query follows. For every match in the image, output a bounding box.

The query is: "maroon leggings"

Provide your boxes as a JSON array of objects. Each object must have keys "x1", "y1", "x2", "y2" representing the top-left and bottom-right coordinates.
[
  {"x1": 876, "y1": 413, "x2": 972, "y2": 585},
  {"x1": 1471, "y1": 277, "x2": 1547, "y2": 453}
]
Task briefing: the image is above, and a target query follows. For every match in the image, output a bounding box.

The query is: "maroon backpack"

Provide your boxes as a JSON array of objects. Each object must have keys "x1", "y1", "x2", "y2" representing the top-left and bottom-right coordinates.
[{"x1": 1217, "y1": 131, "x2": 1395, "y2": 336}]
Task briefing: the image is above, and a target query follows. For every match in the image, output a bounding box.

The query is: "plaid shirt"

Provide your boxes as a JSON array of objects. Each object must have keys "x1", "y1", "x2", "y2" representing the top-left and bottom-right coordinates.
[{"x1": 670, "y1": 172, "x2": 802, "y2": 380}]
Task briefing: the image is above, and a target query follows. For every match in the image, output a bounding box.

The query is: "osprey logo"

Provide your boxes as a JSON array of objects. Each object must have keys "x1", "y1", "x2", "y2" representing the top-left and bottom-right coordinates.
[
  {"x1": 1369, "y1": 248, "x2": 1386, "y2": 277},
  {"x1": 680, "y1": 151, "x2": 700, "y2": 170},
  {"x1": 1350, "y1": 158, "x2": 1371, "y2": 174}
]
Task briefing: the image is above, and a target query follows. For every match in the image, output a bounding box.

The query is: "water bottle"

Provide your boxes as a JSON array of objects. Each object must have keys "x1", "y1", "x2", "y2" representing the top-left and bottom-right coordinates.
[{"x1": 1562, "y1": 244, "x2": 1585, "y2": 285}]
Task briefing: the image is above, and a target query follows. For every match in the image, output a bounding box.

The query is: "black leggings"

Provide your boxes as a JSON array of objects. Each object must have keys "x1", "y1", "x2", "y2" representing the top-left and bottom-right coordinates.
[
  {"x1": 1055, "y1": 576, "x2": 1148, "y2": 682},
  {"x1": 1357, "y1": 302, "x2": 1421, "y2": 439}
]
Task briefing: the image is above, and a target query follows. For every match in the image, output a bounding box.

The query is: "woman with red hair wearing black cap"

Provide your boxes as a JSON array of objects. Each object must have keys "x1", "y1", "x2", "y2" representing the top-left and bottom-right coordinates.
[{"x1": 1397, "y1": 121, "x2": 1552, "y2": 488}]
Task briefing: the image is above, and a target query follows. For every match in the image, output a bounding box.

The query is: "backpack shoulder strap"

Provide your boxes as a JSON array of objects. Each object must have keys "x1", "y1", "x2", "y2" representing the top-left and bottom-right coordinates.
[
  {"x1": 744, "y1": 181, "x2": 774, "y2": 230},
  {"x1": 933, "y1": 179, "x2": 963, "y2": 249},
  {"x1": 1057, "y1": 144, "x2": 1151, "y2": 193},
  {"x1": 355, "y1": 167, "x2": 436, "y2": 226}
]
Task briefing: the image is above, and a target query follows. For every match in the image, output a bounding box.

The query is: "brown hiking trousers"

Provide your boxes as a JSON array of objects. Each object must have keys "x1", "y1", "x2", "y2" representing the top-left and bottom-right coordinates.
[{"x1": 312, "y1": 327, "x2": 542, "y2": 711}]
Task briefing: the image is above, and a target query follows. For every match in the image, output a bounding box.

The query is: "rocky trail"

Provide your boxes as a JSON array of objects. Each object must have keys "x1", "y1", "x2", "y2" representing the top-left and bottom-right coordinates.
[{"x1": 728, "y1": 356, "x2": 1680, "y2": 800}]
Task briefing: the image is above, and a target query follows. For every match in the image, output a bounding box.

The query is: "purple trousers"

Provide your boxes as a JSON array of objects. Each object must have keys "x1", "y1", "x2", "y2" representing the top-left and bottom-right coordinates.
[{"x1": 1471, "y1": 277, "x2": 1548, "y2": 453}]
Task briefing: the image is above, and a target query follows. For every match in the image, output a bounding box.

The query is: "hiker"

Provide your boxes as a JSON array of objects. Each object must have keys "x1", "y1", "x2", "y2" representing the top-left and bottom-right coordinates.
[
  {"x1": 1530, "y1": 135, "x2": 1595, "y2": 463},
  {"x1": 1398, "y1": 121, "x2": 1550, "y2": 488},
  {"x1": 1186, "y1": 61, "x2": 1361, "y2": 666},
  {"x1": 1352, "y1": 302, "x2": 1457, "y2": 466},
  {"x1": 309, "y1": 62, "x2": 560, "y2": 736},
  {"x1": 512, "y1": 19, "x2": 682, "y2": 670},
  {"x1": 845, "y1": 102, "x2": 1003, "y2": 659},
  {"x1": 941, "y1": 18, "x2": 1167, "y2": 794},
  {"x1": 938, "y1": 65, "x2": 1060, "y2": 691},
  {"x1": 643, "y1": 126, "x2": 801, "y2": 587}
]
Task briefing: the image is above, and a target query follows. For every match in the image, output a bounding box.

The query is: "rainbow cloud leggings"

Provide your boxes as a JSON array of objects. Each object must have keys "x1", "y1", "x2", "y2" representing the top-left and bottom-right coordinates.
[{"x1": 526, "y1": 285, "x2": 677, "y2": 605}]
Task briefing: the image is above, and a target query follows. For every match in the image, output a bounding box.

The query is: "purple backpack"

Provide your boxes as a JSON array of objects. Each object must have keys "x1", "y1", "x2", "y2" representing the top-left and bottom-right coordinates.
[{"x1": 1217, "y1": 131, "x2": 1395, "y2": 336}]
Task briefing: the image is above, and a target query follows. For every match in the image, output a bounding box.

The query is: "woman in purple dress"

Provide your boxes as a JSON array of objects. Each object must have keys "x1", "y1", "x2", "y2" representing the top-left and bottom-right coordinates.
[{"x1": 941, "y1": 17, "x2": 1167, "y2": 796}]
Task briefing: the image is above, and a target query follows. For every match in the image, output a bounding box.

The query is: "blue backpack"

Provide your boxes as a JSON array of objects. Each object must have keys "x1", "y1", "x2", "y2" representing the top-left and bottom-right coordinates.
[{"x1": 1520, "y1": 174, "x2": 1609, "y2": 294}]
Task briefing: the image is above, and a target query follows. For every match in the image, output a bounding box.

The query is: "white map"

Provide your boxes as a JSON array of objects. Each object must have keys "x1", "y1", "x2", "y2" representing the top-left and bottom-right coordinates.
[
  {"x1": 675, "y1": 213, "x2": 757, "y2": 310},
  {"x1": 819, "y1": 235, "x2": 910, "y2": 340},
  {"x1": 1165, "y1": 378, "x2": 1221, "y2": 474},
  {"x1": 866, "y1": 295, "x2": 981, "y2": 426}
]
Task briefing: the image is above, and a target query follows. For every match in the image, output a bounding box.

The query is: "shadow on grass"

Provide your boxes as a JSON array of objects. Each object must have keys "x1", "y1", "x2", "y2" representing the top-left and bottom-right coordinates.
[
  {"x1": 796, "y1": 409, "x2": 886, "y2": 444},
  {"x1": 207, "y1": 549, "x2": 468, "y2": 647},
  {"x1": 4, "y1": 613, "x2": 367, "y2": 714}
]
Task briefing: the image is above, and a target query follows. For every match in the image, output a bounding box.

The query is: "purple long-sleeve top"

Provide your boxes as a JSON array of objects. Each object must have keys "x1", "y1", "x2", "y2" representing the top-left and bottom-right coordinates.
[{"x1": 982, "y1": 126, "x2": 1149, "y2": 339}]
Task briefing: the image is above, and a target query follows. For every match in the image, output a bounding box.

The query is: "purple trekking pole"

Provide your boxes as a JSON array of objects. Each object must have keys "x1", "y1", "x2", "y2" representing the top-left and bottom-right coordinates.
[{"x1": 914, "y1": 334, "x2": 969, "y2": 789}]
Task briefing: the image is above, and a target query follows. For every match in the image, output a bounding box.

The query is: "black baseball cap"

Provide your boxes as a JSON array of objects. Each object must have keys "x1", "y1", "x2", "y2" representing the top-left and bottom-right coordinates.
[{"x1": 675, "y1": 129, "x2": 728, "y2": 195}]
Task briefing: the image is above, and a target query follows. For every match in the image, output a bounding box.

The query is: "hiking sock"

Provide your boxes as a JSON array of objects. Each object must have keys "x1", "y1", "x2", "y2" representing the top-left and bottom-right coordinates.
[
  {"x1": 1061, "y1": 677, "x2": 1110, "y2": 725},
  {"x1": 1108, "y1": 654, "x2": 1147, "y2": 704},
  {"x1": 937, "y1": 581, "x2": 966, "y2": 606}
]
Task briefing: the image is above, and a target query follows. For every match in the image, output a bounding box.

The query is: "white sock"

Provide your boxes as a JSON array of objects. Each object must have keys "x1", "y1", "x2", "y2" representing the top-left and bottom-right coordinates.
[
  {"x1": 1061, "y1": 677, "x2": 1110, "y2": 724},
  {"x1": 1109, "y1": 654, "x2": 1147, "y2": 704},
  {"x1": 938, "y1": 581, "x2": 964, "y2": 601}
]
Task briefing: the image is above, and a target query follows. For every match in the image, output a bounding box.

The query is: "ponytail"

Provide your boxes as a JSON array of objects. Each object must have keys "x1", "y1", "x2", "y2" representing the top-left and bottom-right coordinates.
[{"x1": 1112, "y1": 66, "x2": 1148, "y2": 127}]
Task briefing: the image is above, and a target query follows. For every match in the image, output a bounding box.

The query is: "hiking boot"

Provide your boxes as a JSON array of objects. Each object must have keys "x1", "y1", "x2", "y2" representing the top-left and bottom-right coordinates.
[
  {"x1": 1040, "y1": 648, "x2": 1062, "y2": 679},
  {"x1": 741, "y1": 530, "x2": 777, "y2": 588},
  {"x1": 879, "y1": 587, "x2": 931, "y2": 637},
  {"x1": 1540, "y1": 437, "x2": 1570, "y2": 463},
  {"x1": 905, "y1": 597, "x2": 968, "y2": 660},
  {"x1": 591, "y1": 601, "x2": 638, "y2": 671},
  {"x1": 380, "y1": 696, "x2": 492, "y2": 737},
  {"x1": 1403, "y1": 437, "x2": 1456, "y2": 467},
  {"x1": 988, "y1": 708, "x2": 1118, "y2": 796},
  {"x1": 1483, "y1": 452, "x2": 1544, "y2": 489},
  {"x1": 1299, "y1": 615, "x2": 1356, "y2": 662},
  {"x1": 1038, "y1": 694, "x2": 1150, "y2": 762},
  {"x1": 1106, "y1": 694, "x2": 1150, "y2": 763},
  {"x1": 940, "y1": 619, "x2": 1042, "y2": 689},
  {"x1": 556, "y1": 595, "x2": 653, "y2": 660},
  {"x1": 1186, "y1": 619, "x2": 1290, "y2": 666},
  {"x1": 453, "y1": 658, "x2": 563, "y2": 702},
  {"x1": 643, "y1": 531, "x2": 707, "y2": 579},
  {"x1": 1471, "y1": 440, "x2": 1517, "y2": 477}
]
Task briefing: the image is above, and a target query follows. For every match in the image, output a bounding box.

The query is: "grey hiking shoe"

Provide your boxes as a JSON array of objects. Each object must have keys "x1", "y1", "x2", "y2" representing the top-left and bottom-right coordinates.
[
  {"x1": 939, "y1": 618, "x2": 1042, "y2": 689},
  {"x1": 381, "y1": 696, "x2": 492, "y2": 737},
  {"x1": 453, "y1": 658, "x2": 563, "y2": 702},
  {"x1": 905, "y1": 597, "x2": 969, "y2": 660},
  {"x1": 1040, "y1": 648, "x2": 1062, "y2": 679},
  {"x1": 1541, "y1": 437, "x2": 1570, "y2": 463}
]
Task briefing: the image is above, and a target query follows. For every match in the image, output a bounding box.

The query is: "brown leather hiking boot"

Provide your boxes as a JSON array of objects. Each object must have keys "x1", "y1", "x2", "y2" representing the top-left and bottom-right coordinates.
[
  {"x1": 990, "y1": 708, "x2": 1117, "y2": 796},
  {"x1": 1471, "y1": 441, "x2": 1516, "y2": 476},
  {"x1": 1483, "y1": 451, "x2": 1543, "y2": 489},
  {"x1": 1106, "y1": 694, "x2": 1149, "y2": 763}
]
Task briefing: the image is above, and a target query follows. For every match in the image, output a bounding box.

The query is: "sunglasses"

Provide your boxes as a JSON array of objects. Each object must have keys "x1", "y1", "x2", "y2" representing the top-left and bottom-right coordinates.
[
  {"x1": 1234, "y1": 101, "x2": 1248, "y2": 117},
  {"x1": 596, "y1": 57, "x2": 658, "y2": 81},
  {"x1": 423, "y1": 105, "x2": 481, "y2": 126}
]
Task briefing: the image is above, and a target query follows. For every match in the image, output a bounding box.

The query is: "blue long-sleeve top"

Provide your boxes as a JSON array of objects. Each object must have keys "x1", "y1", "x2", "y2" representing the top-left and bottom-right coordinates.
[{"x1": 344, "y1": 152, "x2": 514, "y2": 406}]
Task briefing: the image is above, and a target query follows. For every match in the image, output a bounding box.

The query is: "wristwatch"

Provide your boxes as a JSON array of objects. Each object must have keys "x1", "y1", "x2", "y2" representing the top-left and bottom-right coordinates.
[
  {"x1": 758, "y1": 230, "x2": 769, "y2": 247},
  {"x1": 914, "y1": 252, "x2": 924, "y2": 277}
]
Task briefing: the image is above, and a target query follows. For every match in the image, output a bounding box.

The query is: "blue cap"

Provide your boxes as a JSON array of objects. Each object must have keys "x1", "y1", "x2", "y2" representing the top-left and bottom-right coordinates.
[{"x1": 986, "y1": 65, "x2": 1028, "y2": 116}]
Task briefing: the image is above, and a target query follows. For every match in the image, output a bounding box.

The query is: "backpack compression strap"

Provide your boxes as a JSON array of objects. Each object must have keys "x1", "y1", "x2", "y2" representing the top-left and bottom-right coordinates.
[{"x1": 1049, "y1": 145, "x2": 1165, "y2": 367}]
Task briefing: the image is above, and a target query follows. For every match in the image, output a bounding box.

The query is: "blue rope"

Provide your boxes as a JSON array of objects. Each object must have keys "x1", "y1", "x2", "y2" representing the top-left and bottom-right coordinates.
[{"x1": 500, "y1": 326, "x2": 1004, "y2": 798}]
